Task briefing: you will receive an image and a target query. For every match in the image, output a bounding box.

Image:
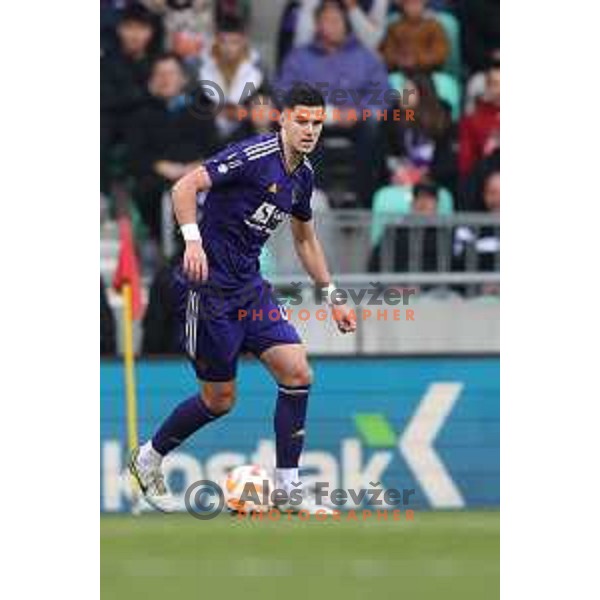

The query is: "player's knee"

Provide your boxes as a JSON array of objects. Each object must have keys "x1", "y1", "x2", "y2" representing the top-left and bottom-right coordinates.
[
  {"x1": 203, "y1": 383, "x2": 236, "y2": 416},
  {"x1": 285, "y1": 362, "x2": 313, "y2": 388}
]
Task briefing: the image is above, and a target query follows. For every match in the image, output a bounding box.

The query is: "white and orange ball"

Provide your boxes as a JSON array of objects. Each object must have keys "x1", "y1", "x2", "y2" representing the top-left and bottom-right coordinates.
[{"x1": 223, "y1": 465, "x2": 273, "y2": 513}]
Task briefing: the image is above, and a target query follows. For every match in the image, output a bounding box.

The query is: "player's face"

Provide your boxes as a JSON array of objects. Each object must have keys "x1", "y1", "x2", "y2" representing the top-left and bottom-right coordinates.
[{"x1": 282, "y1": 106, "x2": 325, "y2": 155}]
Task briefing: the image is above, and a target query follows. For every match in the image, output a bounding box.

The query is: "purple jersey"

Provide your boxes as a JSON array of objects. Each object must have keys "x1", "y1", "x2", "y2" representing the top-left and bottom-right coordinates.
[{"x1": 201, "y1": 132, "x2": 314, "y2": 290}]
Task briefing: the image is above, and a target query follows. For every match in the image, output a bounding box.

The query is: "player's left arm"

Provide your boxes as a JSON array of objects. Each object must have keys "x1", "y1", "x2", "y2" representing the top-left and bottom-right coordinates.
[{"x1": 291, "y1": 217, "x2": 357, "y2": 334}]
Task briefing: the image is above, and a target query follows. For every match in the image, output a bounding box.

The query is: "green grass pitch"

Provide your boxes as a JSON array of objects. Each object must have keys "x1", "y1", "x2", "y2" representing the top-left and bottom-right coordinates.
[{"x1": 101, "y1": 510, "x2": 499, "y2": 599}]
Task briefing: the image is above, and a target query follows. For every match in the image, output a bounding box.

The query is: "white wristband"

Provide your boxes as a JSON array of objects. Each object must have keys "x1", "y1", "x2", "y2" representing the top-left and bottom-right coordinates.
[
  {"x1": 181, "y1": 223, "x2": 201, "y2": 242},
  {"x1": 323, "y1": 282, "x2": 338, "y2": 305}
]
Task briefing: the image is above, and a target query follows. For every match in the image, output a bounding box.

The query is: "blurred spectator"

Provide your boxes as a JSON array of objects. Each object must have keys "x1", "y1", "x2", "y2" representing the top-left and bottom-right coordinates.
[
  {"x1": 245, "y1": 90, "x2": 280, "y2": 135},
  {"x1": 197, "y1": 17, "x2": 266, "y2": 141},
  {"x1": 278, "y1": 0, "x2": 389, "y2": 113},
  {"x1": 102, "y1": 2, "x2": 163, "y2": 54},
  {"x1": 293, "y1": 0, "x2": 390, "y2": 52},
  {"x1": 128, "y1": 53, "x2": 219, "y2": 241},
  {"x1": 380, "y1": 0, "x2": 450, "y2": 74},
  {"x1": 465, "y1": 53, "x2": 499, "y2": 114},
  {"x1": 454, "y1": 170, "x2": 500, "y2": 273},
  {"x1": 482, "y1": 170, "x2": 499, "y2": 213},
  {"x1": 427, "y1": 0, "x2": 455, "y2": 9},
  {"x1": 384, "y1": 73, "x2": 456, "y2": 193},
  {"x1": 215, "y1": 0, "x2": 251, "y2": 26},
  {"x1": 142, "y1": 263, "x2": 180, "y2": 354},
  {"x1": 458, "y1": 0, "x2": 499, "y2": 72},
  {"x1": 277, "y1": 1, "x2": 303, "y2": 69},
  {"x1": 139, "y1": 0, "x2": 214, "y2": 61},
  {"x1": 368, "y1": 181, "x2": 443, "y2": 272},
  {"x1": 458, "y1": 60, "x2": 499, "y2": 177},
  {"x1": 101, "y1": 5, "x2": 159, "y2": 191},
  {"x1": 459, "y1": 147, "x2": 498, "y2": 211},
  {"x1": 278, "y1": 0, "x2": 389, "y2": 205},
  {"x1": 101, "y1": 278, "x2": 117, "y2": 356}
]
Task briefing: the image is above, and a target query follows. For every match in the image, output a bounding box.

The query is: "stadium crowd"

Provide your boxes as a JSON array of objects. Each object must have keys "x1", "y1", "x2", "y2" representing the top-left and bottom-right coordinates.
[{"x1": 100, "y1": 0, "x2": 499, "y2": 354}]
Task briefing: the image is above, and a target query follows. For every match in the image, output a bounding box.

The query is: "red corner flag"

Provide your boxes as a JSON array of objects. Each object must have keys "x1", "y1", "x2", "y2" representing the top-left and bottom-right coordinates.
[{"x1": 113, "y1": 216, "x2": 143, "y2": 320}]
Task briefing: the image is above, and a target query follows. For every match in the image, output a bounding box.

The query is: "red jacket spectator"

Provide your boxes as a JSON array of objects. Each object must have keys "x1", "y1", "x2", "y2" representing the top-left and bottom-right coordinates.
[
  {"x1": 459, "y1": 63, "x2": 500, "y2": 176},
  {"x1": 458, "y1": 100, "x2": 499, "y2": 176}
]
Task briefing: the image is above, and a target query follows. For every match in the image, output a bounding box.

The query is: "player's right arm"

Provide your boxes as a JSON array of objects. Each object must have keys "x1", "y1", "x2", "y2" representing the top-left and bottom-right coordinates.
[
  {"x1": 172, "y1": 165, "x2": 212, "y2": 282},
  {"x1": 173, "y1": 142, "x2": 253, "y2": 281}
]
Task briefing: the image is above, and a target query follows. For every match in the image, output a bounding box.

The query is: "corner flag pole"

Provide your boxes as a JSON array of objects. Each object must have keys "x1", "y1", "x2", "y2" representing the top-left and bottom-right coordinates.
[
  {"x1": 122, "y1": 282, "x2": 139, "y2": 461},
  {"x1": 113, "y1": 215, "x2": 144, "y2": 514}
]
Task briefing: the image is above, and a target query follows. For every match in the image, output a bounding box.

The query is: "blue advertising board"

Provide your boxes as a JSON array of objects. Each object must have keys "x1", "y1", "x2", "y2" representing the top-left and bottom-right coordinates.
[{"x1": 101, "y1": 357, "x2": 499, "y2": 512}]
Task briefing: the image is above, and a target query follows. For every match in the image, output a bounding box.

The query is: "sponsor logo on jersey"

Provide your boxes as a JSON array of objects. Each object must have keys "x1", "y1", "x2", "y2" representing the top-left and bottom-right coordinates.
[{"x1": 244, "y1": 201, "x2": 287, "y2": 235}]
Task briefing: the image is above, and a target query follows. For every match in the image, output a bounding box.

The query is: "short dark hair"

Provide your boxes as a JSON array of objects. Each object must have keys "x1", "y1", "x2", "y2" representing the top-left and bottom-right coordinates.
[
  {"x1": 414, "y1": 181, "x2": 439, "y2": 200},
  {"x1": 316, "y1": 0, "x2": 345, "y2": 18},
  {"x1": 487, "y1": 58, "x2": 500, "y2": 73},
  {"x1": 315, "y1": 0, "x2": 350, "y2": 32},
  {"x1": 152, "y1": 52, "x2": 186, "y2": 72},
  {"x1": 119, "y1": 5, "x2": 155, "y2": 28},
  {"x1": 217, "y1": 16, "x2": 246, "y2": 34},
  {"x1": 283, "y1": 83, "x2": 326, "y2": 110},
  {"x1": 243, "y1": 83, "x2": 274, "y2": 107}
]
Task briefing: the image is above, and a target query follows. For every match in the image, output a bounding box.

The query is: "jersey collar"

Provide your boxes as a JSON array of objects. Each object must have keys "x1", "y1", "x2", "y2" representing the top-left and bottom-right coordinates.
[{"x1": 277, "y1": 133, "x2": 305, "y2": 176}]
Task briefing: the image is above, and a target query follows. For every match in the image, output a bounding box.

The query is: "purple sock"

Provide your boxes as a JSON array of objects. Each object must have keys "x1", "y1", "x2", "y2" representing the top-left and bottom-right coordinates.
[
  {"x1": 274, "y1": 384, "x2": 309, "y2": 468},
  {"x1": 151, "y1": 395, "x2": 223, "y2": 456}
]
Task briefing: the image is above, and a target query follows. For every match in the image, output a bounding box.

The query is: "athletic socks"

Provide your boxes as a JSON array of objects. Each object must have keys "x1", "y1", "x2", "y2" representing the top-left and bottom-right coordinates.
[
  {"x1": 150, "y1": 394, "x2": 222, "y2": 456},
  {"x1": 274, "y1": 384, "x2": 309, "y2": 491},
  {"x1": 137, "y1": 440, "x2": 163, "y2": 469},
  {"x1": 275, "y1": 467, "x2": 299, "y2": 496},
  {"x1": 142, "y1": 384, "x2": 309, "y2": 491}
]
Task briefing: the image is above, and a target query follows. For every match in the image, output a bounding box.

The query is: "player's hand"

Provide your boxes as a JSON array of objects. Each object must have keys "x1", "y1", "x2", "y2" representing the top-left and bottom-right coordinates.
[
  {"x1": 331, "y1": 304, "x2": 357, "y2": 334},
  {"x1": 183, "y1": 240, "x2": 209, "y2": 282}
]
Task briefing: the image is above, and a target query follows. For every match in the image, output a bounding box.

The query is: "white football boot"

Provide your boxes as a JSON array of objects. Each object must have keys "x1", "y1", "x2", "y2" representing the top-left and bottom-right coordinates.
[
  {"x1": 128, "y1": 445, "x2": 179, "y2": 513},
  {"x1": 274, "y1": 493, "x2": 335, "y2": 515},
  {"x1": 272, "y1": 469, "x2": 334, "y2": 515}
]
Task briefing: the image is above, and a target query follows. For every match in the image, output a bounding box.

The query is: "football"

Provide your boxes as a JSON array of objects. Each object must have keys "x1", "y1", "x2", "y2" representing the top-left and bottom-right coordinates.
[{"x1": 223, "y1": 465, "x2": 273, "y2": 513}]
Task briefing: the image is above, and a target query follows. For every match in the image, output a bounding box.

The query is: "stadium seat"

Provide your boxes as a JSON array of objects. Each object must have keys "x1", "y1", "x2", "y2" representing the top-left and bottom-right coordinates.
[
  {"x1": 389, "y1": 72, "x2": 461, "y2": 122},
  {"x1": 437, "y1": 187, "x2": 454, "y2": 215},
  {"x1": 370, "y1": 185, "x2": 454, "y2": 247},
  {"x1": 432, "y1": 11, "x2": 462, "y2": 78},
  {"x1": 259, "y1": 245, "x2": 276, "y2": 279},
  {"x1": 432, "y1": 72, "x2": 461, "y2": 121},
  {"x1": 370, "y1": 185, "x2": 411, "y2": 247},
  {"x1": 317, "y1": 131, "x2": 362, "y2": 208}
]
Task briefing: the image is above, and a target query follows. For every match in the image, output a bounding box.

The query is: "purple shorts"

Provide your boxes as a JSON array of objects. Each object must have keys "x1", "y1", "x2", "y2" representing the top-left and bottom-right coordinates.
[{"x1": 171, "y1": 267, "x2": 301, "y2": 381}]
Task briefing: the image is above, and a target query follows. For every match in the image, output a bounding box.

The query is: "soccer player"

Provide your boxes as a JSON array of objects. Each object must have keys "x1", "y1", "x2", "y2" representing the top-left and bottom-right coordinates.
[{"x1": 129, "y1": 84, "x2": 357, "y2": 512}]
